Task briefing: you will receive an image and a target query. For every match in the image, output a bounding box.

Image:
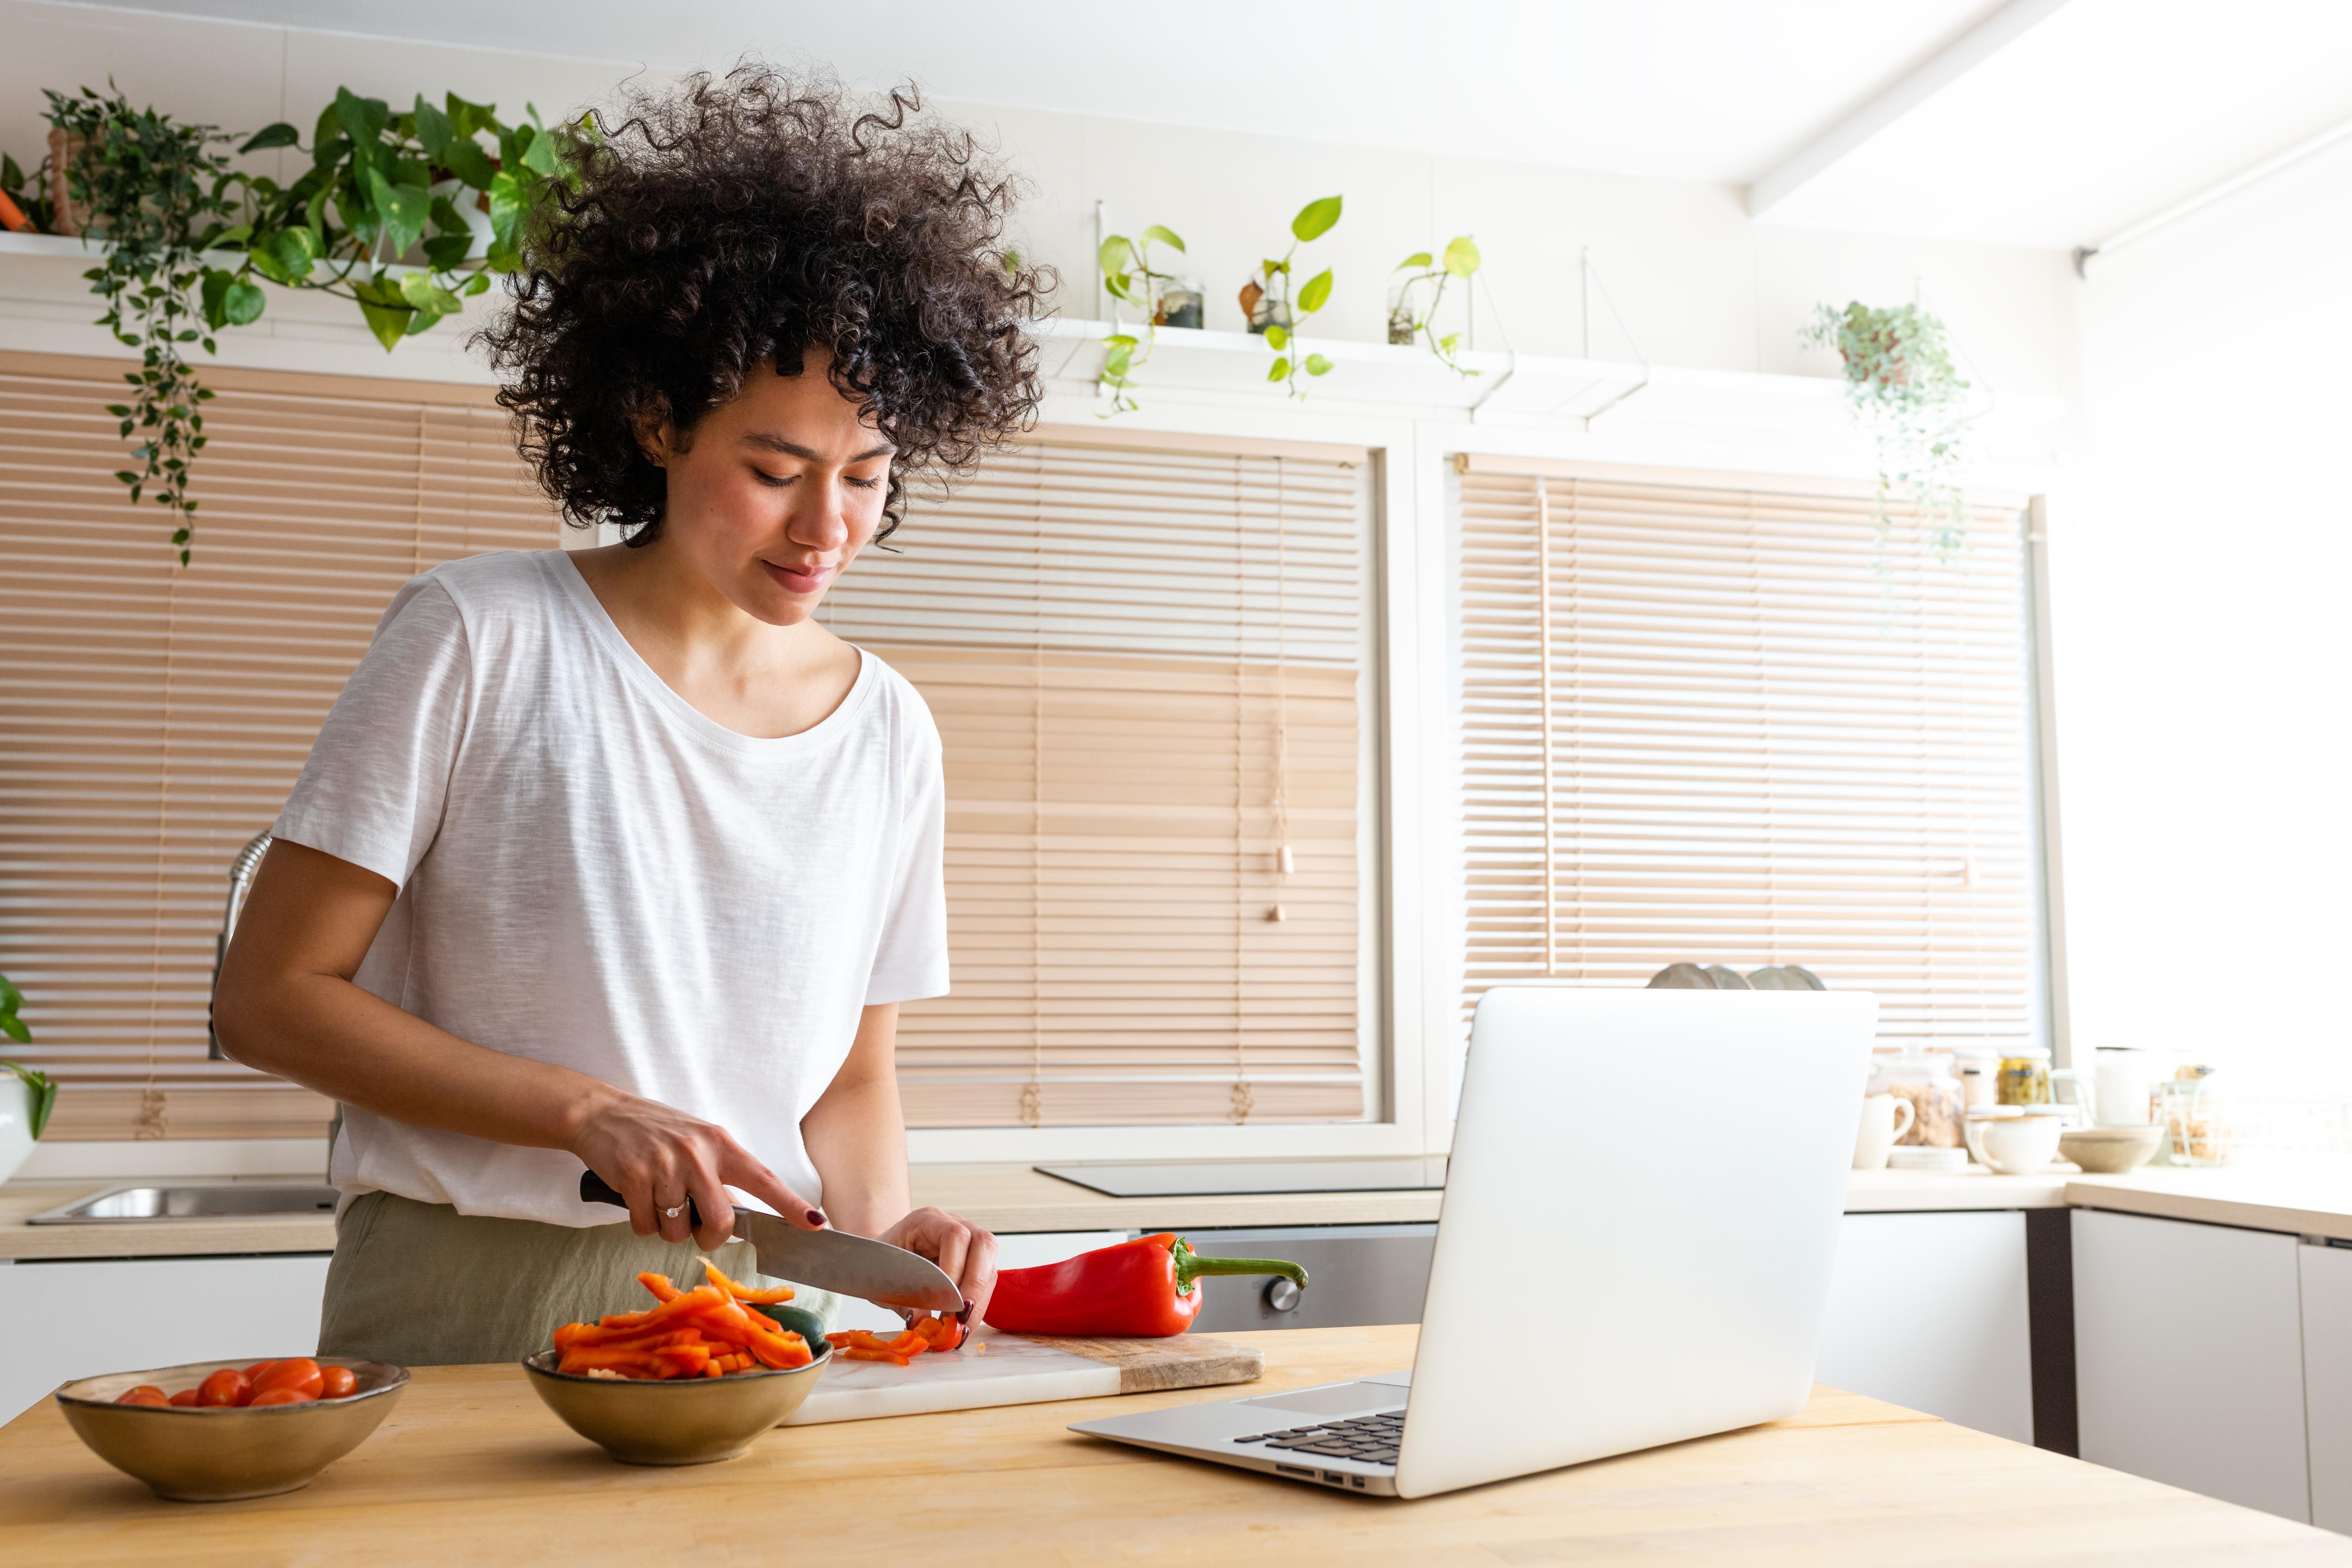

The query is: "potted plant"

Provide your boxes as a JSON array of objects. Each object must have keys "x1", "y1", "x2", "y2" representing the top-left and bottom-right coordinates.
[
  {"x1": 21, "y1": 82, "x2": 579, "y2": 563},
  {"x1": 1803, "y1": 300, "x2": 1972, "y2": 558},
  {"x1": 1237, "y1": 194, "x2": 1340, "y2": 398},
  {"x1": 1389, "y1": 235, "x2": 1481, "y2": 374},
  {"x1": 0, "y1": 972, "x2": 58, "y2": 1185},
  {"x1": 1096, "y1": 224, "x2": 1194, "y2": 415}
]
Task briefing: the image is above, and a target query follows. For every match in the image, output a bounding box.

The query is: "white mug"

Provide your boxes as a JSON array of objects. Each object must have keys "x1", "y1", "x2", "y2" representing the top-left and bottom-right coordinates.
[
  {"x1": 1964, "y1": 1111, "x2": 2064, "y2": 1174},
  {"x1": 1853, "y1": 1093, "x2": 1917, "y2": 1170}
]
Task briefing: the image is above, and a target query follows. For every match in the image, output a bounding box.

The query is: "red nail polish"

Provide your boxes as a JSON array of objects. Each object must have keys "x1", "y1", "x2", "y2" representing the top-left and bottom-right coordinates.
[{"x1": 807, "y1": 1208, "x2": 826, "y2": 1227}]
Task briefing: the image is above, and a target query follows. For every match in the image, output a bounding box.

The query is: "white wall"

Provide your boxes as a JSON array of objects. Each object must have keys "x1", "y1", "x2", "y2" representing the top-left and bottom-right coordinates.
[{"x1": 2054, "y1": 136, "x2": 2352, "y2": 1146}]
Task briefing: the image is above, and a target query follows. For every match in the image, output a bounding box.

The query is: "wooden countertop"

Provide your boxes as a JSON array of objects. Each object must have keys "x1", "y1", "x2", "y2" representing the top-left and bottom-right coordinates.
[
  {"x1": 12, "y1": 1159, "x2": 2352, "y2": 1262},
  {"x1": 3, "y1": 1325, "x2": 2339, "y2": 1565}
]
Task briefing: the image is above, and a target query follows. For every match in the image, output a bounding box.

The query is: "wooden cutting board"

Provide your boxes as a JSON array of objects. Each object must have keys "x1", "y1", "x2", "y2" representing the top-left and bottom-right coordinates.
[{"x1": 782, "y1": 1328, "x2": 1261, "y2": 1425}]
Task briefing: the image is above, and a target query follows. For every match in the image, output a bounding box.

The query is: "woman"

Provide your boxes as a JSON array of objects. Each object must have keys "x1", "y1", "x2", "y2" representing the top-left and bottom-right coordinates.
[{"x1": 213, "y1": 68, "x2": 1047, "y2": 1366}]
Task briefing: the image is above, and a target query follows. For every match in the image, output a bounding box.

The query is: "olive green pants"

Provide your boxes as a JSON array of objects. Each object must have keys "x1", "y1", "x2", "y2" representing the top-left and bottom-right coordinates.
[{"x1": 318, "y1": 1190, "x2": 842, "y2": 1367}]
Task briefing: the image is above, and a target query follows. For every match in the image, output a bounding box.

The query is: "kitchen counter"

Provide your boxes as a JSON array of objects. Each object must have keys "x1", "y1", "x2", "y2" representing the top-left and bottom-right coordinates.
[
  {"x1": 2, "y1": 1324, "x2": 2338, "y2": 1565},
  {"x1": 11, "y1": 1159, "x2": 2352, "y2": 1261}
]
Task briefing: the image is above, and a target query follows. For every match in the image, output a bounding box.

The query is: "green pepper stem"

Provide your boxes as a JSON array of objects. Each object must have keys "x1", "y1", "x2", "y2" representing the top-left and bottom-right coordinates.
[{"x1": 1171, "y1": 1239, "x2": 1309, "y2": 1295}]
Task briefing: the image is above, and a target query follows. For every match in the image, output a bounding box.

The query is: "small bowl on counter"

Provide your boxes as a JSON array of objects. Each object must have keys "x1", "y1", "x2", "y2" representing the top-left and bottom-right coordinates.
[
  {"x1": 54, "y1": 1358, "x2": 408, "y2": 1502},
  {"x1": 2060, "y1": 1123, "x2": 2165, "y2": 1174},
  {"x1": 521, "y1": 1303, "x2": 831, "y2": 1465}
]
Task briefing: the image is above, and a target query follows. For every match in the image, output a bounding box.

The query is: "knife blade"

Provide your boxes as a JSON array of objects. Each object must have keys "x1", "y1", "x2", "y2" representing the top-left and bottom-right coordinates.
[{"x1": 577, "y1": 1171, "x2": 963, "y2": 1312}]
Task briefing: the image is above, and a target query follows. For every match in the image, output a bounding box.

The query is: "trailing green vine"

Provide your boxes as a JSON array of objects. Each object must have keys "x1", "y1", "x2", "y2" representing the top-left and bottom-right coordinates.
[
  {"x1": 24, "y1": 83, "x2": 580, "y2": 563},
  {"x1": 1239, "y1": 195, "x2": 1341, "y2": 399},
  {"x1": 1096, "y1": 223, "x2": 1185, "y2": 415},
  {"x1": 1804, "y1": 301, "x2": 1972, "y2": 559}
]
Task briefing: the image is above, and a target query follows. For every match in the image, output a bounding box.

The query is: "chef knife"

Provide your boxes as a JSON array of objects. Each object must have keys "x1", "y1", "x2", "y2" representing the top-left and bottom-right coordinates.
[{"x1": 578, "y1": 1171, "x2": 963, "y2": 1313}]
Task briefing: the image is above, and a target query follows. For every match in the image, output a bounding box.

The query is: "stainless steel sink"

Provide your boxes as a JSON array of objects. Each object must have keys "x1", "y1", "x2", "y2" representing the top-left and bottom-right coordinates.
[{"x1": 26, "y1": 1184, "x2": 339, "y2": 1224}]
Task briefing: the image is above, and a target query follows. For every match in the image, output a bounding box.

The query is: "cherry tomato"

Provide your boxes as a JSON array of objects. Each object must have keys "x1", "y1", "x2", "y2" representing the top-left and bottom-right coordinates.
[
  {"x1": 196, "y1": 1368, "x2": 250, "y2": 1407},
  {"x1": 242, "y1": 1360, "x2": 277, "y2": 1383},
  {"x1": 114, "y1": 1385, "x2": 168, "y2": 1407},
  {"x1": 168, "y1": 1389, "x2": 200, "y2": 1407},
  {"x1": 251, "y1": 1357, "x2": 323, "y2": 1401},
  {"x1": 247, "y1": 1387, "x2": 315, "y2": 1406},
  {"x1": 318, "y1": 1365, "x2": 357, "y2": 1399}
]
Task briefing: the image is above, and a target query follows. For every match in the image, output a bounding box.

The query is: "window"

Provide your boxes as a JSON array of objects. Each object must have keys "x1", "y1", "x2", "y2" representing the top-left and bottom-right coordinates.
[
  {"x1": 0, "y1": 352, "x2": 555, "y2": 1141},
  {"x1": 824, "y1": 434, "x2": 1379, "y2": 1125},
  {"x1": 1453, "y1": 456, "x2": 2040, "y2": 1050}
]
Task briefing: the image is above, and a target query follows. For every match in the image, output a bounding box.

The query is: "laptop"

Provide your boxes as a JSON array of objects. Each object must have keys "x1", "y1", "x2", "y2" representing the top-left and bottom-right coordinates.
[{"x1": 1070, "y1": 985, "x2": 1877, "y2": 1499}]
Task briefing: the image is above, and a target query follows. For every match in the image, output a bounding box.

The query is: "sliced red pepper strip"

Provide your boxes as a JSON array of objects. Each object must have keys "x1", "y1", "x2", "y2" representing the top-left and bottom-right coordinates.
[{"x1": 700, "y1": 1257, "x2": 796, "y2": 1305}]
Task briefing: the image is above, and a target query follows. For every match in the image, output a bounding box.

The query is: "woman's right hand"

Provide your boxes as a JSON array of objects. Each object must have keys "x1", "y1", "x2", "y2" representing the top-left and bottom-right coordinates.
[{"x1": 568, "y1": 1091, "x2": 824, "y2": 1253}]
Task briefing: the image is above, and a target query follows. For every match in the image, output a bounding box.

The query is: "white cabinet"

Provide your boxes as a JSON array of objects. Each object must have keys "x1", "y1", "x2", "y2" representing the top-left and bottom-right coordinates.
[
  {"x1": 2300, "y1": 1242, "x2": 2352, "y2": 1532},
  {"x1": 2074, "y1": 1209, "x2": 2309, "y2": 1522},
  {"x1": 1813, "y1": 1210, "x2": 2034, "y2": 1442},
  {"x1": 0, "y1": 1253, "x2": 332, "y2": 1423}
]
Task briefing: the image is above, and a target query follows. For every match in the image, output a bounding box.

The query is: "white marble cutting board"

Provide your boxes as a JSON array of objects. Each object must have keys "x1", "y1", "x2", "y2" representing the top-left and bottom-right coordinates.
[{"x1": 782, "y1": 1327, "x2": 1260, "y2": 1425}]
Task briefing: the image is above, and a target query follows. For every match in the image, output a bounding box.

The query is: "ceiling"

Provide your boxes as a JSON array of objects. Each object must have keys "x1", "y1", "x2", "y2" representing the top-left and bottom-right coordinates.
[{"x1": 62, "y1": 0, "x2": 2352, "y2": 250}]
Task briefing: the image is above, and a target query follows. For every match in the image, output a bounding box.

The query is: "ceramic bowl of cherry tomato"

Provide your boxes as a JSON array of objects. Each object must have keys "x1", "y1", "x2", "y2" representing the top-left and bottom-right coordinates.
[{"x1": 53, "y1": 1357, "x2": 409, "y2": 1501}]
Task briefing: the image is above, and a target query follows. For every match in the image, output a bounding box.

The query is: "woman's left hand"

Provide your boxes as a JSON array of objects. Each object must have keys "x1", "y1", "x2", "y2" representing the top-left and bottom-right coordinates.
[{"x1": 879, "y1": 1207, "x2": 999, "y2": 1323}]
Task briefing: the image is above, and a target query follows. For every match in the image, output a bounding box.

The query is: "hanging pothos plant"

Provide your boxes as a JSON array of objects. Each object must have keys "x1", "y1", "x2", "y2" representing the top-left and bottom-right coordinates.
[
  {"x1": 25, "y1": 83, "x2": 581, "y2": 563},
  {"x1": 1096, "y1": 223, "x2": 1185, "y2": 416},
  {"x1": 1804, "y1": 301, "x2": 1972, "y2": 559},
  {"x1": 1239, "y1": 194, "x2": 1341, "y2": 400},
  {"x1": 1390, "y1": 234, "x2": 1481, "y2": 375}
]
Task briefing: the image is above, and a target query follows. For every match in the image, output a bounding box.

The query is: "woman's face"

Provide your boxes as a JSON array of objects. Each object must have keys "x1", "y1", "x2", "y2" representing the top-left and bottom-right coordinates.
[{"x1": 648, "y1": 346, "x2": 894, "y2": 626}]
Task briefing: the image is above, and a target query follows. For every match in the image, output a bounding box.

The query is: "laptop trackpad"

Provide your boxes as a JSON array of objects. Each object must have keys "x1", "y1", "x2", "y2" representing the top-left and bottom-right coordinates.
[{"x1": 1241, "y1": 1381, "x2": 1402, "y2": 1418}]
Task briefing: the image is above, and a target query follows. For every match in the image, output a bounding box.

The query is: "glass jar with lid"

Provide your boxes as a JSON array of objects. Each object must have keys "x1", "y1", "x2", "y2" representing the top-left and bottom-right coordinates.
[
  {"x1": 1997, "y1": 1047, "x2": 2053, "y2": 1107},
  {"x1": 1865, "y1": 1042, "x2": 1964, "y2": 1148}
]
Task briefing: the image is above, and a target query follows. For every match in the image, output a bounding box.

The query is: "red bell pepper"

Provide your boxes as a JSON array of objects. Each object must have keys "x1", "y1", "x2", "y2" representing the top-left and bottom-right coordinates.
[{"x1": 981, "y1": 1233, "x2": 1309, "y2": 1337}]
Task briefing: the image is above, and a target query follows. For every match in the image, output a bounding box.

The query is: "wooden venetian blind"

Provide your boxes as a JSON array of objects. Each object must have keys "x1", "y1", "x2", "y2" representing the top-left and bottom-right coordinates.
[
  {"x1": 825, "y1": 436, "x2": 1375, "y2": 1127},
  {"x1": 1455, "y1": 457, "x2": 2038, "y2": 1051},
  {"x1": 0, "y1": 351, "x2": 556, "y2": 1140}
]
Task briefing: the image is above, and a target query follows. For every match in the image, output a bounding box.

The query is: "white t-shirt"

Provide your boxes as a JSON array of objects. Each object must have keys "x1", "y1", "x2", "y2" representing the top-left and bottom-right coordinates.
[{"x1": 274, "y1": 550, "x2": 949, "y2": 1226}]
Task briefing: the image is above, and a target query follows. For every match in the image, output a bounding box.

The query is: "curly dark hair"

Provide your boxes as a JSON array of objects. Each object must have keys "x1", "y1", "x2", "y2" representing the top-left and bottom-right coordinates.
[{"x1": 478, "y1": 66, "x2": 1050, "y2": 546}]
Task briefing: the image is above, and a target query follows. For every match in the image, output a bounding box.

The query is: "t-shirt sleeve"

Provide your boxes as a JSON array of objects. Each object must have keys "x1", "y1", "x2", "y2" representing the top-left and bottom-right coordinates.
[
  {"x1": 864, "y1": 689, "x2": 950, "y2": 1006},
  {"x1": 273, "y1": 576, "x2": 473, "y2": 889}
]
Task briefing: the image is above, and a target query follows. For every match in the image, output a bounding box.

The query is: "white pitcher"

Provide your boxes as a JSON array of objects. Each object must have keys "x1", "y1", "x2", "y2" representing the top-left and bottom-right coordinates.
[{"x1": 1853, "y1": 1093, "x2": 1916, "y2": 1170}]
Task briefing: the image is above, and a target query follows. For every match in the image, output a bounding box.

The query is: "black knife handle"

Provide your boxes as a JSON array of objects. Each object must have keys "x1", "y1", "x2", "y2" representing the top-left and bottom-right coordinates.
[{"x1": 580, "y1": 1169, "x2": 703, "y2": 1230}]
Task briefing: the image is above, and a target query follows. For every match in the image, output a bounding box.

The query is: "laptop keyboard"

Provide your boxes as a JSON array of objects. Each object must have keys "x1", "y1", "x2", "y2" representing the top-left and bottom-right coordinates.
[{"x1": 1231, "y1": 1410, "x2": 1404, "y2": 1465}]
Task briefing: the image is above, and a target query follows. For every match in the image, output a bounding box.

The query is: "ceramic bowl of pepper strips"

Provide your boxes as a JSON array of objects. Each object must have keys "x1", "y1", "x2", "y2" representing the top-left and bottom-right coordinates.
[
  {"x1": 54, "y1": 1357, "x2": 409, "y2": 1501},
  {"x1": 523, "y1": 1260, "x2": 831, "y2": 1465}
]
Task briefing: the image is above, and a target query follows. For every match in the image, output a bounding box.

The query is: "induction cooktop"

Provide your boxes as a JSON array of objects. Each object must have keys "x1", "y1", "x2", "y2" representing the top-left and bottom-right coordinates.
[{"x1": 1033, "y1": 1158, "x2": 1448, "y2": 1199}]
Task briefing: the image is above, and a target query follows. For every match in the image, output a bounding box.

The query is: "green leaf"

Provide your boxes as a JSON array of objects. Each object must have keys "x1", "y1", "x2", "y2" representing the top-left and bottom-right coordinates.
[
  {"x1": 238, "y1": 121, "x2": 300, "y2": 154},
  {"x1": 520, "y1": 123, "x2": 562, "y2": 178},
  {"x1": 445, "y1": 92, "x2": 497, "y2": 141},
  {"x1": 422, "y1": 231, "x2": 473, "y2": 270},
  {"x1": 199, "y1": 268, "x2": 234, "y2": 329},
  {"x1": 1102, "y1": 273, "x2": 1135, "y2": 303},
  {"x1": 1, "y1": 154, "x2": 21, "y2": 191},
  {"x1": 1442, "y1": 235, "x2": 1482, "y2": 277},
  {"x1": 1305, "y1": 354, "x2": 1333, "y2": 376},
  {"x1": 1097, "y1": 234, "x2": 1133, "y2": 279},
  {"x1": 399, "y1": 270, "x2": 464, "y2": 315},
  {"x1": 440, "y1": 137, "x2": 498, "y2": 192},
  {"x1": 1297, "y1": 268, "x2": 1332, "y2": 314},
  {"x1": 222, "y1": 279, "x2": 265, "y2": 326},
  {"x1": 351, "y1": 277, "x2": 413, "y2": 351},
  {"x1": 413, "y1": 95, "x2": 455, "y2": 161},
  {"x1": 1396, "y1": 251, "x2": 1432, "y2": 270},
  {"x1": 271, "y1": 225, "x2": 321, "y2": 277},
  {"x1": 462, "y1": 271, "x2": 492, "y2": 296},
  {"x1": 334, "y1": 87, "x2": 390, "y2": 148},
  {"x1": 1268, "y1": 357, "x2": 1290, "y2": 382},
  {"x1": 1102, "y1": 342, "x2": 1132, "y2": 376},
  {"x1": 487, "y1": 170, "x2": 528, "y2": 244},
  {"x1": 0, "y1": 1016, "x2": 24, "y2": 1047},
  {"x1": 1291, "y1": 194, "x2": 1342, "y2": 242},
  {"x1": 1263, "y1": 324, "x2": 1288, "y2": 351},
  {"x1": 367, "y1": 167, "x2": 432, "y2": 257},
  {"x1": 1141, "y1": 224, "x2": 1186, "y2": 253}
]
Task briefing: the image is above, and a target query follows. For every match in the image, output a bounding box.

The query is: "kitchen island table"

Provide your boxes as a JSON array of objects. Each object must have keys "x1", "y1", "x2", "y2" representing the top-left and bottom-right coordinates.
[{"x1": 1, "y1": 1325, "x2": 2343, "y2": 1565}]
